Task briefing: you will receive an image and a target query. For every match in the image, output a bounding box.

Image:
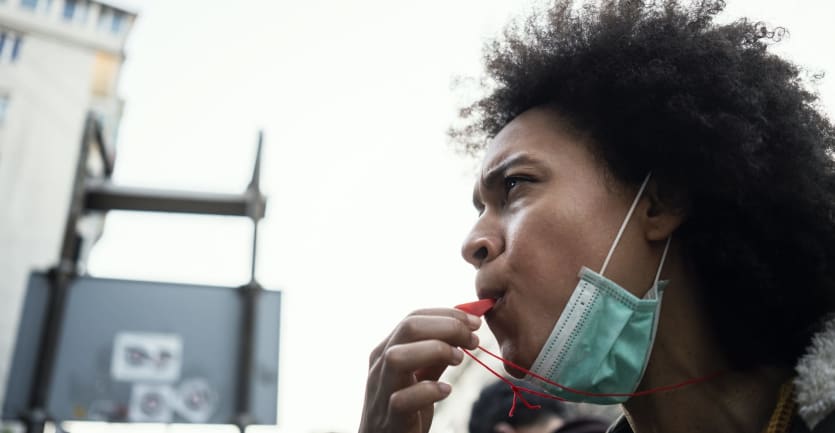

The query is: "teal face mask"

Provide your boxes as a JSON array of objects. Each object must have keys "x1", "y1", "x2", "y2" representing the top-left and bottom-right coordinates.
[{"x1": 524, "y1": 173, "x2": 671, "y2": 404}]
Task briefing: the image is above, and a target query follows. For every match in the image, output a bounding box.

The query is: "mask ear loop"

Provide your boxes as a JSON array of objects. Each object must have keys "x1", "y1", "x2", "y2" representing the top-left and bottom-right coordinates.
[
  {"x1": 598, "y1": 172, "x2": 671, "y2": 298},
  {"x1": 600, "y1": 172, "x2": 653, "y2": 276},
  {"x1": 646, "y1": 236, "x2": 672, "y2": 300}
]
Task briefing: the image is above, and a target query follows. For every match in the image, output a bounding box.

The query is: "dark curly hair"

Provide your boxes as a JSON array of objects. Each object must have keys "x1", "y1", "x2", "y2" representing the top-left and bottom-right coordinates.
[{"x1": 453, "y1": 0, "x2": 835, "y2": 370}]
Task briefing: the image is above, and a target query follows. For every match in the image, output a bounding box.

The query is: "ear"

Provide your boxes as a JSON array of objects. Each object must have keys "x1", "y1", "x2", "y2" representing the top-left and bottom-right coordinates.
[
  {"x1": 493, "y1": 422, "x2": 516, "y2": 433},
  {"x1": 640, "y1": 181, "x2": 686, "y2": 242}
]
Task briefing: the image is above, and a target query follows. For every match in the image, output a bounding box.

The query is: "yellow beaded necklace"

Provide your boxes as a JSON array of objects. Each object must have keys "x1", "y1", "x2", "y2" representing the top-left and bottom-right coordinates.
[{"x1": 762, "y1": 381, "x2": 796, "y2": 433}]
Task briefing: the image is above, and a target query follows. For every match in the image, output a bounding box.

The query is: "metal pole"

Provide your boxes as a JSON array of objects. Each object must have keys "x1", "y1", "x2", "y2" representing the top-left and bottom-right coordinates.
[
  {"x1": 24, "y1": 113, "x2": 95, "y2": 433},
  {"x1": 84, "y1": 184, "x2": 263, "y2": 217},
  {"x1": 234, "y1": 131, "x2": 266, "y2": 432}
]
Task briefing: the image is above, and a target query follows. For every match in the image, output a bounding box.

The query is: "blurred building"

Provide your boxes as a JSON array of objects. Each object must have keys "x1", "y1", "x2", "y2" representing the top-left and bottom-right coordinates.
[{"x1": 0, "y1": 0, "x2": 136, "y2": 412}]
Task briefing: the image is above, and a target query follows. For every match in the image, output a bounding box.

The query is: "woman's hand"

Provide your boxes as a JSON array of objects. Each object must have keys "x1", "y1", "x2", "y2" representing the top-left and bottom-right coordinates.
[{"x1": 358, "y1": 308, "x2": 481, "y2": 433}]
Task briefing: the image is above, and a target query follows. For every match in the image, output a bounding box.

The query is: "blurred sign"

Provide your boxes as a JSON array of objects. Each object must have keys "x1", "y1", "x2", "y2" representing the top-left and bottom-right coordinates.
[
  {"x1": 2, "y1": 273, "x2": 281, "y2": 425},
  {"x1": 111, "y1": 332, "x2": 183, "y2": 383}
]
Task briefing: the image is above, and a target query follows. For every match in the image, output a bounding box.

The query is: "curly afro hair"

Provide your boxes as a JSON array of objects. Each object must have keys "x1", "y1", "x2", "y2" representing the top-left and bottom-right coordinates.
[{"x1": 453, "y1": 0, "x2": 835, "y2": 370}]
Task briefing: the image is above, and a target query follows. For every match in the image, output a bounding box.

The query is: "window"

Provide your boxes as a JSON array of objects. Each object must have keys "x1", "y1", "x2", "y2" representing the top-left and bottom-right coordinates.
[
  {"x1": 20, "y1": 0, "x2": 51, "y2": 14},
  {"x1": 20, "y1": 0, "x2": 38, "y2": 10},
  {"x1": 11, "y1": 35, "x2": 21, "y2": 62},
  {"x1": 97, "y1": 7, "x2": 127, "y2": 35},
  {"x1": 92, "y1": 52, "x2": 118, "y2": 96},
  {"x1": 63, "y1": 0, "x2": 88, "y2": 23},
  {"x1": 63, "y1": 0, "x2": 76, "y2": 20},
  {"x1": 96, "y1": 7, "x2": 111, "y2": 31},
  {"x1": 0, "y1": 32, "x2": 22, "y2": 63},
  {"x1": 110, "y1": 11, "x2": 124, "y2": 34},
  {"x1": 0, "y1": 95, "x2": 10, "y2": 125}
]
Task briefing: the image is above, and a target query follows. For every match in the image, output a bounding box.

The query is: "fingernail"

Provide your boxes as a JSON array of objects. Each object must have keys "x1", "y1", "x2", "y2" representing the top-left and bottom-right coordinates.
[
  {"x1": 438, "y1": 382, "x2": 451, "y2": 395},
  {"x1": 452, "y1": 348, "x2": 464, "y2": 364},
  {"x1": 470, "y1": 333, "x2": 479, "y2": 348},
  {"x1": 467, "y1": 314, "x2": 481, "y2": 329}
]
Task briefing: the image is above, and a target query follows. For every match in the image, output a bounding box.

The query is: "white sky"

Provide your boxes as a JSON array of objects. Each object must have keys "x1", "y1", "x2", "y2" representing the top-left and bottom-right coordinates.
[{"x1": 87, "y1": 1, "x2": 835, "y2": 432}]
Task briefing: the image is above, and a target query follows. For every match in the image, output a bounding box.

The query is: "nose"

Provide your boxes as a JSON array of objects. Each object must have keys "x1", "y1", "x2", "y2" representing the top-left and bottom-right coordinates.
[{"x1": 461, "y1": 217, "x2": 504, "y2": 269}]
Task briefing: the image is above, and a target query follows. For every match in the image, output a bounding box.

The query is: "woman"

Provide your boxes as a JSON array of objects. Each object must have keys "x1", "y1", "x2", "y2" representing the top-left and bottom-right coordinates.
[{"x1": 359, "y1": 1, "x2": 835, "y2": 432}]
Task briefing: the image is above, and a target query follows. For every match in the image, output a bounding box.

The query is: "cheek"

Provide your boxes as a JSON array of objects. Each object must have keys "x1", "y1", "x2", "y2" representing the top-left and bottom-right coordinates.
[
  {"x1": 500, "y1": 211, "x2": 586, "y2": 365},
  {"x1": 505, "y1": 209, "x2": 585, "y2": 305}
]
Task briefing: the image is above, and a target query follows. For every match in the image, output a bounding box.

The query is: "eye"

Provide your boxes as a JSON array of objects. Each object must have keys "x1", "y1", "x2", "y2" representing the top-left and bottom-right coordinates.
[{"x1": 503, "y1": 176, "x2": 527, "y2": 194}]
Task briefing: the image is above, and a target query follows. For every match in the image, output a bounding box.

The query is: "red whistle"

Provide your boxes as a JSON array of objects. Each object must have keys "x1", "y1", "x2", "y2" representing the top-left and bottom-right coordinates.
[{"x1": 455, "y1": 298, "x2": 496, "y2": 317}]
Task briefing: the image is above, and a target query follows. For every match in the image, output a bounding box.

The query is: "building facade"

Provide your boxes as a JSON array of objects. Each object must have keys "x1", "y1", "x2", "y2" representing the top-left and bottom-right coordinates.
[{"x1": 0, "y1": 0, "x2": 135, "y2": 412}]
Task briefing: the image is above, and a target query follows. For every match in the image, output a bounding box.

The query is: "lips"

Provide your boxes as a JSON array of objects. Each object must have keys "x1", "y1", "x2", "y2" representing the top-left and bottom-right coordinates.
[{"x1": 476, "y1": 285, "x2": 502, "y2": 299}]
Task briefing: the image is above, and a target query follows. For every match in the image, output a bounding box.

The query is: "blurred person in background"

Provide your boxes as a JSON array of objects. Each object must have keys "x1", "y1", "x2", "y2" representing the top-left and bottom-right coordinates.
[
  {"x1": 358, "y1": 1, "x2": 835, "y2": 432},
  {"x1": 469, "y1": 379, "x2": 570, "y2": 433},
  {"x1": 469, "y1": 379, "x2": 609, "y2": 433}
]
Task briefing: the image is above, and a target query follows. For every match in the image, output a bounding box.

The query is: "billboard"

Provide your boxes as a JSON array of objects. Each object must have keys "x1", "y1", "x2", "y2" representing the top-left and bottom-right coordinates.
[{"x1": 3, "y1": 273, "x2": 280, "y2": 425}]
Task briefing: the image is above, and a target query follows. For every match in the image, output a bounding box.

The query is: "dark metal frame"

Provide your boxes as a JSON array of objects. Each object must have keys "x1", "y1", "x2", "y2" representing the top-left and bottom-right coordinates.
[{"x1": 21, "y1": 113, "x2": 268, "y2": 433}]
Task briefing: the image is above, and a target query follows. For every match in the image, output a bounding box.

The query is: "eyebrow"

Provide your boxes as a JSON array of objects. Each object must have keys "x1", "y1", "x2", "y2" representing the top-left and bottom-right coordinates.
[
  {"x1": 472, "y1": 153, "x2": 545, "y2": 210},
  {"x1": 483, "y1": 153, "x2": 544, "y2": 188}
]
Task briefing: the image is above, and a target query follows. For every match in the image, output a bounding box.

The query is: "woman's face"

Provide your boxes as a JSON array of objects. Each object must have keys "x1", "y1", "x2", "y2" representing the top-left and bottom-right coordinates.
[{"x1": 462, "y1": 106, "x2": 660, "y2": 376}]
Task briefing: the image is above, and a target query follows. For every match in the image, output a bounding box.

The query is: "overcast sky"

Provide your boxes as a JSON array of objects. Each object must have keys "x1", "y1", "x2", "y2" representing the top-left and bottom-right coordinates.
[{"x1": 87, "y1": 1, "x2": 835, "y2": 432}]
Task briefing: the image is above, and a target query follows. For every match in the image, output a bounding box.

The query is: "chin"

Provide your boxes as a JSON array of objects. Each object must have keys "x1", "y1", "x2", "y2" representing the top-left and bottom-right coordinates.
[
  {"x1": 504, "y1": 363, "x2": 528, "y2": 379},
  {"x1": 499, "y1": 342, "x2": 531, "y2": 378}
]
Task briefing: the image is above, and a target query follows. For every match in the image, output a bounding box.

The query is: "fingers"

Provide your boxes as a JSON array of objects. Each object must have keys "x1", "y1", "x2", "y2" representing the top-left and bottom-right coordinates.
[
  {"x1": 384, "y1": 340, "x2": 465, "y2": 374},
  {"x1": 369, "y1": 308, "x2": 481, "y2": 367},
  {"x1": 375, "y1": 313, "x2": 481, "y2": 407},
  {"x1": 414, "y1": 333, "x2": 479, "y2": 382},
  {"x1": 389, "y1": 381, "x2": 452, "y2": 415},
  {"x1": 390, "y1": 314, "x2": 480, "y2": 350},
  {"x1": 360, "y1": 307, "x2": 481, "y2": 433},
  {"x1": 411, "y1": 308, "x2": 482, "y2": 335},
  {"x1": 409, "y1": 307, "x2": 482, "y2": 328}
]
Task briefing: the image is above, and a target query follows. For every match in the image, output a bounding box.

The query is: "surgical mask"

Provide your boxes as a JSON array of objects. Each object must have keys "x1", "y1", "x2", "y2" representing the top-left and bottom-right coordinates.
[{"x1": 524, "y1": 172, "x2": 671, "y2": 404}]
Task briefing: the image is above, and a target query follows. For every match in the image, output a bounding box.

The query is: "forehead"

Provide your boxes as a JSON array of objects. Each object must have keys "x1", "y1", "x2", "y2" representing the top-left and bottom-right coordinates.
[{"x1": 480, "y1": 106, "x2": 600, "y2": 177}]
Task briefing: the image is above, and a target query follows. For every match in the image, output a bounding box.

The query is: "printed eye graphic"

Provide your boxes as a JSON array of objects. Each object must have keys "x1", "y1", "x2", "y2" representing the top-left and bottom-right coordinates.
[
  {"x1": 183, "y1": 388, "x2": 211, "y2": 410},
  {"x1": 126, "y1": 346, "x2": 150, "y2": 366},
  {"x1": 140, "y1": 392, "x2": 164, "y2": 416},
  {"x1": 125, "y1": 346, "x2": 173, "y2": 368}
]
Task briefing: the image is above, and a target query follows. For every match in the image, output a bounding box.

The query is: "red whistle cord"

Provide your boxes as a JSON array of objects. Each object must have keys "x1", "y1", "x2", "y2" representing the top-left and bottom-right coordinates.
[
  {"x1": 461, "y1": 348, "x2": 552, "y2": 417},
  {"x1": 461, "y1": 345, "x2": 721, "y2": 417}
]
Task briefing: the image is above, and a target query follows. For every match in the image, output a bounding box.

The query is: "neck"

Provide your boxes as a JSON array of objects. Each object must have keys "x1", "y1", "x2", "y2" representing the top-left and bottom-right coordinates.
[
  {"x1": 625, "y1": 358, "x2": 791, "y2": 433},
  {"x1": 623, "y1": 254, "x2": 792, "y2": 433}
]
